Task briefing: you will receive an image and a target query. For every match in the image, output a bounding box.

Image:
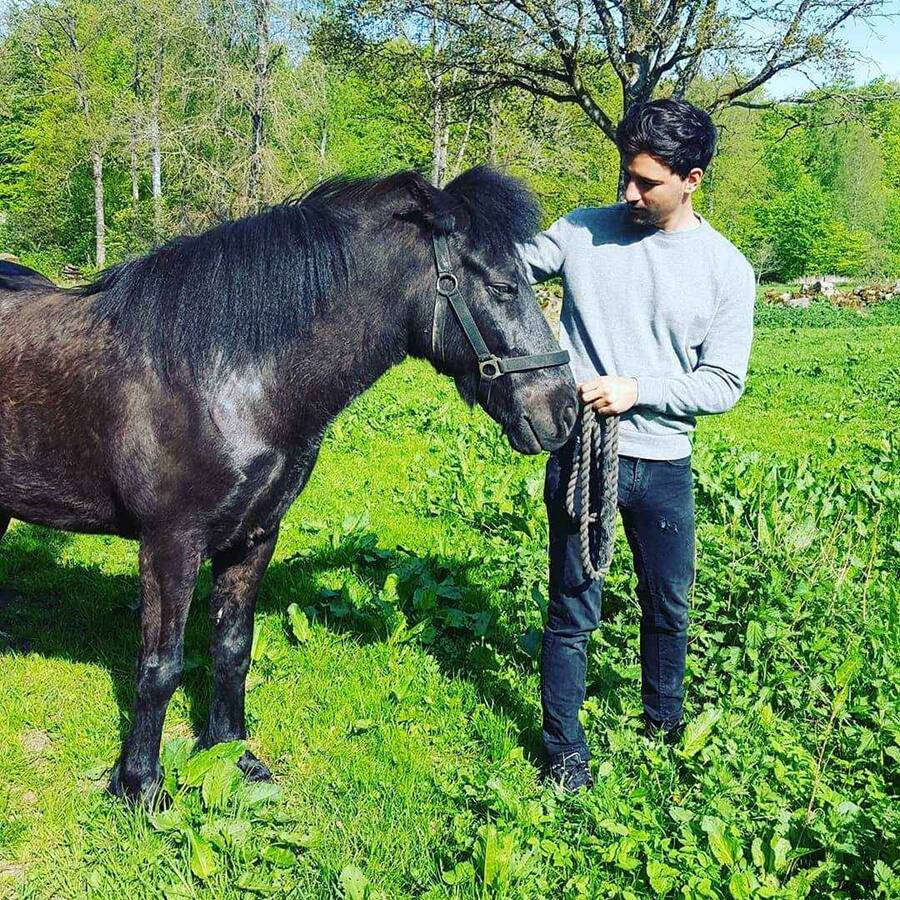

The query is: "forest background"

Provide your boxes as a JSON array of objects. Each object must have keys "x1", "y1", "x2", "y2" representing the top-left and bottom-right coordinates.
[{"x1": 0, "y1": 0, "x2": 899, "y2": 284}]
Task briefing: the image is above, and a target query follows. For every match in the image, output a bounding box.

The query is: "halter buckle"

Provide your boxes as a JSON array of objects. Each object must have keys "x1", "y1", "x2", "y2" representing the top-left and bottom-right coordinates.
[{"x1": 479, "y1": 356, "x2": 503, "y2": 380}]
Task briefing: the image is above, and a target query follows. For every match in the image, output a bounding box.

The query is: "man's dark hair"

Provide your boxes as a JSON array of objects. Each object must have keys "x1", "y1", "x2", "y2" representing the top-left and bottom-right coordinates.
[{"x1": 615, "y1": 98, "x2": 717, "y2": 177}]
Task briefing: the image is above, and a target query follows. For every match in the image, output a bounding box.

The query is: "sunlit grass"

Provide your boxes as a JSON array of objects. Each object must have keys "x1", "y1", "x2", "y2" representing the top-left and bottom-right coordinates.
[{"x1": 1, "y1": 318, "x2": 898, "y2": 897}]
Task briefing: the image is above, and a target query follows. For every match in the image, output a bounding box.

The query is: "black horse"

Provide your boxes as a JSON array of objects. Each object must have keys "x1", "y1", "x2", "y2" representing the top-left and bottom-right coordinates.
[{"x1": 0, "y1": 166, "x2": 577, "y2": 801}]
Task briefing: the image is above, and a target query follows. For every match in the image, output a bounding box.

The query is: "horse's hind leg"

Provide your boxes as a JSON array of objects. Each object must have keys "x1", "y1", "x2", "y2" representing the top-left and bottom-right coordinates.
[
  {"x1": 0, "y1": 513, "x2": 9, "y2": 597},
  {"x1": 109, "y1": 529, "x2": 201, "y2": 802},
  {"x1": 198, "y1": 528, "x2": 279, "y2": 781}
]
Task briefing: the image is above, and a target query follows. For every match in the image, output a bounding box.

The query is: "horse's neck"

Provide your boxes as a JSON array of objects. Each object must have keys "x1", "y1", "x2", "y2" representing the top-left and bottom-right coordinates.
[{"x1": 271, "y1": 284, "x2": 415, "y2": 444}]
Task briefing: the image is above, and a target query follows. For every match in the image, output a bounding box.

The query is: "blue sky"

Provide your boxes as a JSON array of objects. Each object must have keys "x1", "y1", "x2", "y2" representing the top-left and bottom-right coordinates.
[{"x1": 767, "y1": 4, "x2": 900, "y2": 97}]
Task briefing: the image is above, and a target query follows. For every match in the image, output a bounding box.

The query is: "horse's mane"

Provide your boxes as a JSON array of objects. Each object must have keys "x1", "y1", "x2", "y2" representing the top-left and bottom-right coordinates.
[
  {"x1": 442, "y1": 165, "x2": 541, "y2": 257},
  {"x1": 82, "y1": 166, "x2": 540, "y2": 374}
]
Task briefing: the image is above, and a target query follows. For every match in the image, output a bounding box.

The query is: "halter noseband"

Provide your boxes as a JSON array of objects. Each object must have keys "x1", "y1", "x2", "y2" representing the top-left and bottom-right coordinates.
[{"x1": 430, "y1": 233, "x2": 570, "y2": 392}]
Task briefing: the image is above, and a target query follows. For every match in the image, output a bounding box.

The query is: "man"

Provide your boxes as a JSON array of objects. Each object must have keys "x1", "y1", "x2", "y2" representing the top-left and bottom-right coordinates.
[{"x1": 517, "y1": 98, "x2": 756, "y2": 791}]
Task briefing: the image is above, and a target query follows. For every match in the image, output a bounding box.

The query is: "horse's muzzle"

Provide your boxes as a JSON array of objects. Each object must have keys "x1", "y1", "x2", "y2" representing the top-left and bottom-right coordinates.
[
  {"x1": 510, "y1": 397, "x2": 577, "y2": 454},
  {"x1": 534, "y1": 398, "x2": 578, "y2": 451}
]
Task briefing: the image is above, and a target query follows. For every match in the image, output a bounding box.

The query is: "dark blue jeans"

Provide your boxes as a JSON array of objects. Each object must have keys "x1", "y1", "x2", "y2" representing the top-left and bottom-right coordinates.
[{"x1": 541, "y1": 434, "x2": 696, "y2": 761}]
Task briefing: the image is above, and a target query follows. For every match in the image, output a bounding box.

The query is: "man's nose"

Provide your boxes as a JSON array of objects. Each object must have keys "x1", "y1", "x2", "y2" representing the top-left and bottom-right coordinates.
[{"x1": 624, "y1": 180, "x2": 641, "y2": 203}]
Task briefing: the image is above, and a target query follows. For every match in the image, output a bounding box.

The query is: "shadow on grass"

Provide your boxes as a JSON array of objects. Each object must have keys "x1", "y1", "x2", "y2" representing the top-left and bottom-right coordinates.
[
  {"x1": 0, "y1": 522, "x2": 633, "y2": 771},
  {"x1": 253, "y1": 531, "x2": 636, "y2": 765}
]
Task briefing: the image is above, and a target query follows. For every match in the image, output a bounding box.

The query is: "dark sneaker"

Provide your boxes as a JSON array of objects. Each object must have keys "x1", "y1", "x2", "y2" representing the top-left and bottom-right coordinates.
[
  {"x1": 643, "y1": 719, "x2": 686, "y2": 746},
  {"x1": 545, "y1": 751, "x2": 594, "y2": 792}
]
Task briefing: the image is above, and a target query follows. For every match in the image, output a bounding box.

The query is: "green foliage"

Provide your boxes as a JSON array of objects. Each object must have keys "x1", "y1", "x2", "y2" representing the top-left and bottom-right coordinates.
[
  {"x1": 1, "y1": 316, "x2": 899, "y2": 896},
  {"x1": 881, "y1": 191, "x2": 900, "y2": 276},
  {"x1": 809, "y1": 220, "x2": 872, "y2": 277},
  {"x1": 754, "y1": 295, "x2": 900, "y2": 329},
  {"x1": 2, "y1": 0, "x2": 897, "y2": 280},
  {"x1": 321, "y1": 66, "x2": 429, "y2": 179},
  {"x1": 147, "y1": 738, "x2": 323, "y2": 893},
  {"x1": 757, "y1": 172, "x2": 831, "y2": 279},
  {"x1": 704, "y1": 98, "x2": 900, "y2": 283}
]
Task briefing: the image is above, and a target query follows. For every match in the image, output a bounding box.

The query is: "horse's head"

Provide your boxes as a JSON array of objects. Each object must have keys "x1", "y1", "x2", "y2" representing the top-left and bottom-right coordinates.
[{"x1": 404, "y1": 166, "x2": 578, "y2": 455}]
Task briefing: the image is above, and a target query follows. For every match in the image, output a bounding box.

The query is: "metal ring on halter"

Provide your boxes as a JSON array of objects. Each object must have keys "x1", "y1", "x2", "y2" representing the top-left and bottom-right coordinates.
[
  {"x1": 436, "y1": 273, "x2": 458, "y2": 295},
  {"x1": 478, "y1": 356, "x2": 503, "y2": 380}
]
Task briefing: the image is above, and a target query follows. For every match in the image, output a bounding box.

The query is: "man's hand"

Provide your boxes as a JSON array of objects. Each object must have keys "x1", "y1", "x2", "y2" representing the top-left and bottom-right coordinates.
[{"x1": 578, "y1": 376, "x2": 638, "y2": 416}]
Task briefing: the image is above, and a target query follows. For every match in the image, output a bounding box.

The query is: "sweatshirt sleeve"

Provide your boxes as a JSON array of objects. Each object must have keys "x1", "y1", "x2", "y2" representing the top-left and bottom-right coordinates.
[
  {"x1": 517, "y1": 215, "x2": 571, "y2": 284},
  {"x1": 634, "y1": 260, "x2": 756, "y2": 417}
]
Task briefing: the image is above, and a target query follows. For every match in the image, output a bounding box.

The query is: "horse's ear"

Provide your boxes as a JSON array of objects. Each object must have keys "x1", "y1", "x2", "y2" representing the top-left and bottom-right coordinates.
[{"x1": 404, "y1": 174, "x2": 470, "y2": 235}]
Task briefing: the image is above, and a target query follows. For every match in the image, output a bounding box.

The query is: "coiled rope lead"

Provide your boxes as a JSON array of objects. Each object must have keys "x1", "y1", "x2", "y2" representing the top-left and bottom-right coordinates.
[{"x1": 564, "y1": 407, "x2": 620, "y2": 581}]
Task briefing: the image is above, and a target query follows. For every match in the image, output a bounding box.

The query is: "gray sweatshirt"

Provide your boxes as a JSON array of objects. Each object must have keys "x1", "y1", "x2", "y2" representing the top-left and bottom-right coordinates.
[{"x1": 518, "y1": 204, "x2": 756, "y2": 460}]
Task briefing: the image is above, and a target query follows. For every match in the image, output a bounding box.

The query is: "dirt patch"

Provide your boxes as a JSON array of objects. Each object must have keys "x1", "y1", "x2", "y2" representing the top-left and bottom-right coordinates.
[
  {"x1": 21, "y1": 729, "x2": 51, "y2": 755},
  {"x1": 0, "y1": 861, "x2": 26, "y2": 881}
]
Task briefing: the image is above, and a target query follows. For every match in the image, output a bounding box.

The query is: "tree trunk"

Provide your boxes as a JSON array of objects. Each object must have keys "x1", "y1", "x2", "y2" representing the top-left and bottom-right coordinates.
[
  {"x1": 451, "y1": 106, "x2": 475, "y2": 178},
  {"x1": 428, "y1": 0, "x2": 449, "y2": 188},
  {"x1": 431, "y1": 88, "x2": 449, "y2": 188},
  {"x1": 248, "y1": 0, "x2": 271, "y2": 211},
  {"x1": 488, "y1": 96, "x2": 499, "y2": 166},
  {"x1": 617, "y1": 166, "x2": 628, "y2": 202},
  {"x1": 130, "y1": 4, "x2": 142, "y2": 214},
  {"x1": 61, "y1": 13, "x2": 106, "y2": 267},
  {"x1": 429, "y1": 58, "x2": 451, "y2": 188},
  {"x1": 91, "y1": 147, "x2": 106, "y2": 269},
  {"x1": 616, "y1": 85, "x2": 647, "y2": 201},
  {"x1": 130, "y1": 136, "x2": 140, "y2": 211},
  {"x1": 150, "y1": 29, "x2": 163, "y2": 238}
]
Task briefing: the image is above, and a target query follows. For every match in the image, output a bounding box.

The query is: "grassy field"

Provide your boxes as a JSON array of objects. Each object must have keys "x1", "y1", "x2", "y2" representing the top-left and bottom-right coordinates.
[{"x1": 1, "y1": 303, "x2": 898, "y2": 898}]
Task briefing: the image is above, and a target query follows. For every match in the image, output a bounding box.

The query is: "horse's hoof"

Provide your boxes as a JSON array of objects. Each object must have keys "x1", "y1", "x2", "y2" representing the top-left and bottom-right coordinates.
[
  {"x1": 237, "y1": 750, "x2": 272, "y2": 782},
  {"x1": 108, "y1": 762, "x2": 165, "y2": 806}
]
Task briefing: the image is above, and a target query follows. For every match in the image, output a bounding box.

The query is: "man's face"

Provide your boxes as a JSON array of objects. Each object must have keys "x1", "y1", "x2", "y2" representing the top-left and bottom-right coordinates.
[{"x1": 622, "y1": 152, "x2": 701, "y2": 227}]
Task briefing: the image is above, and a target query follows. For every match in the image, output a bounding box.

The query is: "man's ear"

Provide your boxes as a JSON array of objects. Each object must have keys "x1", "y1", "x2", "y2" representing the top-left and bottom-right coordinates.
[
  {"x1": 403, "y1": 173, "x2": 471, "y2": 234},
  {"x1": 684, "y1": 167, "x2": 704, "y2": 194}
]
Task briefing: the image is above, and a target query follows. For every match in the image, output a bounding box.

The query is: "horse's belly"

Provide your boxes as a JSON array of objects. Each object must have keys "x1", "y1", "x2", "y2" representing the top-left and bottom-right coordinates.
[
  {"x1": 0, "y1": 477, "x2": 130, "y2": 536},
  {"x1": 0, "y1": 390, "x2": 128, "y2": 535}
]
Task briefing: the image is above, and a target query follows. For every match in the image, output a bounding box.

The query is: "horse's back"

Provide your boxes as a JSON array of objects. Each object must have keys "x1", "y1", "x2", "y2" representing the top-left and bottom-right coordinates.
[
  {"x1": 0, "y1": 273, "x2": 309, "y2": 551},
  {"x1": 0, "y1": 260, "x2": 57, "y2": 293}
]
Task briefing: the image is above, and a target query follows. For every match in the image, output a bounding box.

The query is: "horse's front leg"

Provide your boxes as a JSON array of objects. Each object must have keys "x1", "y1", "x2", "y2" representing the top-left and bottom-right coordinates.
[
  {"x1": 109, "y1": 530, "x2": 201, "y2": 802},
  {"x1": 198, "y1": 528, "x2": 279, "y2": 781}
]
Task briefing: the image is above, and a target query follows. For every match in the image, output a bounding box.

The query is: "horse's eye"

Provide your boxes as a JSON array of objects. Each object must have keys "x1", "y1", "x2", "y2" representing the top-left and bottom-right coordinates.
[{"x1": 488, "y1": 282, "x2": 517, "y2": 301}]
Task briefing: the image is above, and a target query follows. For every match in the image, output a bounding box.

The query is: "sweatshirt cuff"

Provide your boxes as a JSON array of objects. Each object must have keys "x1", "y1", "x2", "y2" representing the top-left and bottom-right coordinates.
[{"x1": 634, "y1": 376, "x2": 667, "y2": 410}]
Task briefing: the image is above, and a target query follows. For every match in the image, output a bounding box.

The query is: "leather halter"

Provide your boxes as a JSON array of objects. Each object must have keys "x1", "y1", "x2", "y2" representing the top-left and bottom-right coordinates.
[{"x1": 430, "y1": 233, "x2": 570, "y2": 392}]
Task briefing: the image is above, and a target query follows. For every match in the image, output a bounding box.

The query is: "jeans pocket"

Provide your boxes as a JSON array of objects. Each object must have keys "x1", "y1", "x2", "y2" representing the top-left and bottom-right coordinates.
[{"x1": 663, "y1": 456, "x2": 692, "y2": 467}]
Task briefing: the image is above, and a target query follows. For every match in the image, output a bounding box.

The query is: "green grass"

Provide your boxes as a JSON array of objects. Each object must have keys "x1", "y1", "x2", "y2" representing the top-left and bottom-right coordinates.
[
  {"x1": 705, "y1": 323, "x2": 900, "y2": 459},
  {"x1": 1, "y1": 317, "x2": 898, "y2": 898}
]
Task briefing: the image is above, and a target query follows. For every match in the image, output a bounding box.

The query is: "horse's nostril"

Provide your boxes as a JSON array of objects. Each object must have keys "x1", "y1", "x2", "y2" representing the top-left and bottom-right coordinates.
[{"x1": 548, "y1": 401, "x2": 577, "y2": 445}]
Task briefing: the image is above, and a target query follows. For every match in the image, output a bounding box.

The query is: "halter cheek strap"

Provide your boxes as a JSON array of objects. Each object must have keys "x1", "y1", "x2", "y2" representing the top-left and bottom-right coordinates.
[{"x1": 430, "y1": 233, "x2": 570, "y2": 386}]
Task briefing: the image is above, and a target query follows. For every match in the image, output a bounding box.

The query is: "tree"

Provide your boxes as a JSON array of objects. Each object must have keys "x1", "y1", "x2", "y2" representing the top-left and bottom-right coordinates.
[
  {"x1": 2, "y1": 0, "x2": 898, "y2": 276},
  {"x1": 315, "y1": 0, "x2": 496, "y2": 186},
  {"x1": 5, "y1": 0, "x2": 132, "y2": 268},
  {"x1": 441, "y1": 0, "x2": 893, "y2": 195}
]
